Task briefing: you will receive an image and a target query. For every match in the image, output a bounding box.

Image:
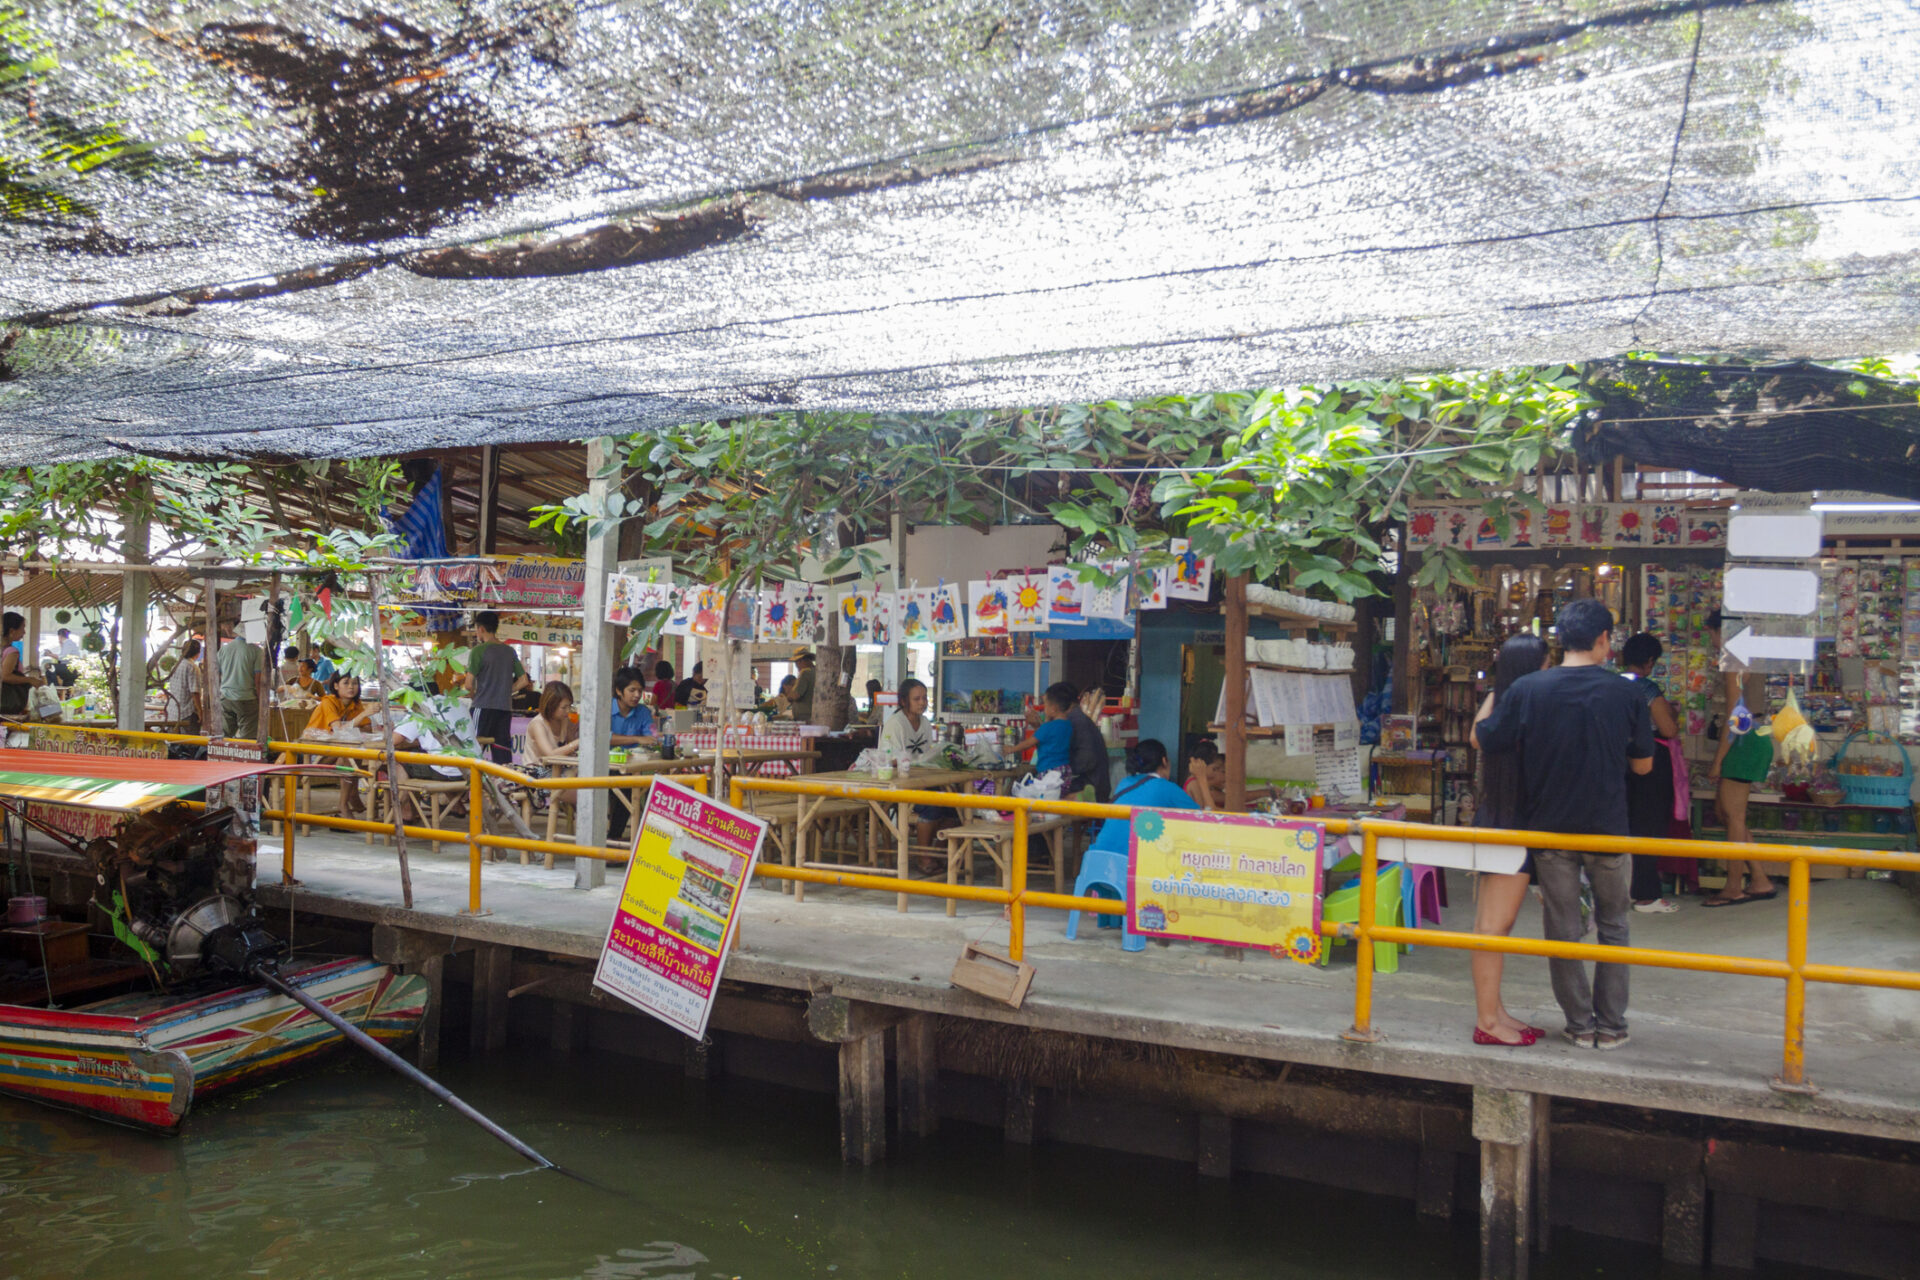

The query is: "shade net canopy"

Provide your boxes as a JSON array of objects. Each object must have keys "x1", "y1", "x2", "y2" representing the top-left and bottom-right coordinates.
[{"x1": 0, "y1": 0, "x2": 1916, "y2": 461}]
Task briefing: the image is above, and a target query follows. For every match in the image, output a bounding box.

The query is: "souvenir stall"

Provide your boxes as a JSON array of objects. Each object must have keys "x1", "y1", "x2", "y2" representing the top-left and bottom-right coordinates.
[{"x1": 1399, "y1": 488, "x2": 1920, "y2": 857}]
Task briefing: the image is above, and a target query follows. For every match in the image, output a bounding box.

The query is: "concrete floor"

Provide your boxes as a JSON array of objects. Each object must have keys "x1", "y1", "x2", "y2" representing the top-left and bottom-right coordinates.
[{"x1": 252, "y1": 827, "x2": 1920, "y2": 1144}]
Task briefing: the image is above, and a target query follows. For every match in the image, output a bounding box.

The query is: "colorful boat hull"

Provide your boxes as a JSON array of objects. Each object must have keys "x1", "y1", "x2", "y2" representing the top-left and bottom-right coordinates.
[{"x1": 0, "y1": 958, "x2": 427, "y2": 1133}]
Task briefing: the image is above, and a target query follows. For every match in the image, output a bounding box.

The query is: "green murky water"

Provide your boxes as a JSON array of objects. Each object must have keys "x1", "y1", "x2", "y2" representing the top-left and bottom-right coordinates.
[{"x1": 0, "y1": 1047, "x2": 1817, "y2": 1279}]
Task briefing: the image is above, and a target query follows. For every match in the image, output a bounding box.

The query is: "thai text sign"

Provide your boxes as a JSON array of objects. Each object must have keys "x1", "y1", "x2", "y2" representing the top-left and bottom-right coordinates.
[
  {"x1": 593, "y1": 778, "x2": 766, "y2": 1039},
  {"x1": 1127, "y1": 810, "x2": 1324, "y2": 950},
  {"x1": 25, "y1": 725, "x2": 166, "y2": 759}
]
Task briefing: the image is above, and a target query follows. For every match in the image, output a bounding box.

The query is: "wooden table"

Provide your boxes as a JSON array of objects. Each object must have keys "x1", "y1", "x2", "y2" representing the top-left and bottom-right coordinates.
[
  {"x1": 940, "y1": 814, "x2": 1071, "y2": 916},
  {"x1": 801, "y1": 767, "x2": 999, "y2": 910}
]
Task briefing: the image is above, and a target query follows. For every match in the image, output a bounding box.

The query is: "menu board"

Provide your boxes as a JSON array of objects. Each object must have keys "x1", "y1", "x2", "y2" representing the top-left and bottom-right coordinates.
[{"x1": 593, "y1": 779, "x2": 767, "y2": 1039}]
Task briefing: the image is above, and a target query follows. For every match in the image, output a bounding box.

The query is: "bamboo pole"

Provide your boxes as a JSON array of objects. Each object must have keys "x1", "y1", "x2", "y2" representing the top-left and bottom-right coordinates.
[{"x1": 365, "y1": 572, "x2": 414, "y2": 909}]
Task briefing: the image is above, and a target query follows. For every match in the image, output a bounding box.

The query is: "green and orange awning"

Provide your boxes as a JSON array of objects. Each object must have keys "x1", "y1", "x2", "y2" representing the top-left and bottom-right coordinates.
[{"x1": 0, "y1": 751, "x2": 321, "y2": 814}]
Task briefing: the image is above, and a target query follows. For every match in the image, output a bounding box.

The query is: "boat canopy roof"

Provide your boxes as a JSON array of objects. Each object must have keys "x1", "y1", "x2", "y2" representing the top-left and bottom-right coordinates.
[{"x1": 0, "y1": 750, "x2": 317, "y2": 814}]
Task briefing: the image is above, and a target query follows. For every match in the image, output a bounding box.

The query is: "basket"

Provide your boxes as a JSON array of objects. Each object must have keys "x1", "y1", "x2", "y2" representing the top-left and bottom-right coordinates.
[{"x1": 1832, "y1": 732, "x2": 1913, "y2": 809}]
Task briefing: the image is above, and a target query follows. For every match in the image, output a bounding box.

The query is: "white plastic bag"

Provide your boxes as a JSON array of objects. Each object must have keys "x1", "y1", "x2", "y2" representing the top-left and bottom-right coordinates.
[
  {"x1": 1013, "y1": 769, "x2": 1065, "y2": 803},
  {"x1": 29, "y1": 685, "x2": 61, "y2": 721}
]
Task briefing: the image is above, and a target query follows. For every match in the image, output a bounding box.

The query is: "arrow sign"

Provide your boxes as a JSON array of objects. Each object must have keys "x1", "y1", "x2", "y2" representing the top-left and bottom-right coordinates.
[
  {"x1": 1723, "y1": 626, "x2": 1814, "y2": 667},
  {"x1": 1724, "y1": 566, "x2": 1820, "y2": 616}
]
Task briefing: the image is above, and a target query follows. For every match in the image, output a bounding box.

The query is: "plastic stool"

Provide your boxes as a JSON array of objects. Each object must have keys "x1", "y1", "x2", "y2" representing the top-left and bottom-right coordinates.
[
  {"x1": 1319, "y1": 863, "x2": 1404, "y2": 973},
  {"x1": 1403, "y1": 862, "x2": 1445, "y2": 929},
  {"x1": 1065, "y1": 847, "x2": 1145, "y2": 952}
]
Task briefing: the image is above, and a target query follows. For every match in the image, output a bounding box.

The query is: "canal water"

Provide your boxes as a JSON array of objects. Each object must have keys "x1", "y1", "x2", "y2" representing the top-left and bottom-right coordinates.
[{"x1": 0, "y1": 1046, "x2": 1817, "y2": 1279}]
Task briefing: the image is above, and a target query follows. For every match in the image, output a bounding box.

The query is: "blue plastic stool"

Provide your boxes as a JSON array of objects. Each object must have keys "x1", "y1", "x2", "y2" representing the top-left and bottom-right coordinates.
[{"x1": 1065, "y1": 848, "x2": 1145, "y2": 952}]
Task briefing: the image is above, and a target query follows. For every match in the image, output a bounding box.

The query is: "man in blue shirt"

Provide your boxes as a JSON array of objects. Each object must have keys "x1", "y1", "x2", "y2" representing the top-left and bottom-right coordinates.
[
  {"x1": 309, "y1": 646, "x2": 336, "y2": 684},
  {"x1": 607, "y1": 667, "x2": 658, "y2": 843}
]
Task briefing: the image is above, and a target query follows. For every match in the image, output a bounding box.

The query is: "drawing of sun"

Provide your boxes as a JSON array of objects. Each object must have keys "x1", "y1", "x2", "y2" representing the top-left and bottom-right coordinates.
[{"x1": 1016, "y1": 582, "x2": 1043, "y2": 611}]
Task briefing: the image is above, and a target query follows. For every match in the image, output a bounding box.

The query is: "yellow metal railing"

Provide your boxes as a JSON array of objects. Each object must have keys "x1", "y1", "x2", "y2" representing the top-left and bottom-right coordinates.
[
  {"x1": 727, "y1": 775, "x2": 1920, "y2": 1093},
  {"x1": 23, "y1": 724, "x2": 1920, "y2": 1089},
  {"x1": 13, "y1": 723, "x2": 705, "y2": 916}
]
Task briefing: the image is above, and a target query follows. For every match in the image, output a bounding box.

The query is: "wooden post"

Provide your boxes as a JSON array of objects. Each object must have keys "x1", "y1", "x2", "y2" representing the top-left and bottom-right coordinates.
[
  {"x1": 1197, "y1": 1114, "x2": 1233, "y2": 1178},
  {"x1": 469, "y1": 944, "x2": 510, "y2": 1055},
  {"x1": 366, "y1": 571, "x2": 414, "y2": 911},
  {"x1": 413, "y1": 954, "x2": 445, "y2": 1070},
  {"x1": 574, "y1": 440, "x2": 619, "y2": 890},
  {"x1": 1223, "y1": 574, "x2": 1248, "y2": 810},
  {"x1": 1003, "y1": 1078, "x2": 1037, "y2": 1145},
  {"x1": 896, "y1": 1013, "x2": 938, "y2": 1138},
  {"x1": 838, "y1": 1033, "x2": 886, "y2": 1164},
  {"x1": 550, "y1": 999, "x2": 585, "y2": 1054},
  {"x1": 1474, "y1": 1086, "x2": 1548, "y2": 1280},
  {"x1": 203, "y1": 579, "x2": 221, "y2": 736},
  {"x1": 475, "y1": 444, "x2": 501, "y2": 556}
]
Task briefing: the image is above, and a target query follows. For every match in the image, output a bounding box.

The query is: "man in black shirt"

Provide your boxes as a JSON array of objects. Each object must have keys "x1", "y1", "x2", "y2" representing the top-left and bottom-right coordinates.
[
  {"x1": 1474, "y1": 599, "x2": 1653, "y2": 1050},
  {"x1": 1059, "y1": 683, "x2": 1112, "y2": 805}
]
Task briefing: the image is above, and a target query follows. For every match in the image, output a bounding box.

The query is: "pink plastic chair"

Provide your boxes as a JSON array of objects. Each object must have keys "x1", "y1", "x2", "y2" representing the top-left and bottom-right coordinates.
[{"x1": 1403, "y1": 862, "x2": 1445, "y2": 930}]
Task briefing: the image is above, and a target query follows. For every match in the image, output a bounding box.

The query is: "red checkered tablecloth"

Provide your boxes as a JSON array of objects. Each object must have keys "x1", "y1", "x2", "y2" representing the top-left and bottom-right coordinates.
[{"x1": 675, "y1": 727, "x2": 806, "y2": 776}]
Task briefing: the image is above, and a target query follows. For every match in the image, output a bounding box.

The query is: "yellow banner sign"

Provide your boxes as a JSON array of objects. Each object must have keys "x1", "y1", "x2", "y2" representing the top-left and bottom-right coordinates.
[{"x1": 1127, "y1": 810, "x2": 1324, "y2": 953}]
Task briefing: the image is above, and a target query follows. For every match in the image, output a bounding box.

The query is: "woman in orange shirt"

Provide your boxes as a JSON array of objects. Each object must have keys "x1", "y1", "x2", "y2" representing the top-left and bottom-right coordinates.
[{"x1": 307, "y1": 673, "x2": 374, "y2": 815}]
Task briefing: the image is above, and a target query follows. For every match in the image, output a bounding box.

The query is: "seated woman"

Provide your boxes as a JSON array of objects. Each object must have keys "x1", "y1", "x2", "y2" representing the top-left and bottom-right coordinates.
[
  {"x1": 525, "y1": 681, "x2": 579, "y2": 768},
  {"x1": 770, "y1": 674, "x2": 800, "y2": 718},
  {"x1": 307, "y1": 673, "x2": 374, "y2": 815},
  {"x1": 1085, "y1": 739, "x2": 1199, "y2": 860},
  {"x1": 1184, "y1": 740, "x2": 1223, "y2": 808},
  {"x1": 280, "y1": 657, "x2": 324, "y2": 701}
]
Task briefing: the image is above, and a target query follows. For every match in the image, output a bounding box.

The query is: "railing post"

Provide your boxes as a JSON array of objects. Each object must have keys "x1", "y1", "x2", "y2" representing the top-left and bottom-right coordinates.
[
  {"x1": 1343, "y1": 824, "x2": 1382, "y2": 1042},
  {"x1": 1009, "y1": 805, "x2": 1029, "y2": 962},
  {"x1": 465, "y1": 763, "x2": 486, "y2": 917},
  {"x1": 1774, "y1": 856, "x2": 1816, "y2": 1093},
  {"x1": 279, "y1": 775, "x2": 299, "y2": 886}
]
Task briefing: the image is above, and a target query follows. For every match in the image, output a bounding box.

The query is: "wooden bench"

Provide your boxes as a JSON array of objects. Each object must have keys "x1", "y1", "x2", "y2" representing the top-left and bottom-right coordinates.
[
  {"x1": 938, "y1": 814, "x2": 1071, "y2": 916},
  {"x1": 369, "y1": 774, "x2": 468, "y2": 855},
  {"x1": 745, "y1": 794, "x2": 870, "y2": 900}
]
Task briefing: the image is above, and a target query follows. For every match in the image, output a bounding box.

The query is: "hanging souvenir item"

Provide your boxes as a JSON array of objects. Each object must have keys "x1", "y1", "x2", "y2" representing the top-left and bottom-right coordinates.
[
  {"x1": 724, "y1": 590, "x2": 755, "y2": 641},
  {"x1": 604, "y1": 572, "x2": 637, "y2": 626},
  {"x1": 797, "y1": 584, "x2": 831, "y2": 646},
  {"x1": 1404, "y1": 508, "x2": 1441, "y2": 550},
  {"x1": 897, "y1": 587, "x2": 933, "y2": 642},
  {"x1": 689, "y1": 585, "x2": 725, "y2": 640},
  {"x1": 1081, "y1": 564, "x2": 1130, "y2": 622},
  {"x1": 748, "y1": 583, "x2": 779, "y2": 644},
  {"x1": 1541, "y1": 505, "x2": 1576, "y2": 547},
  {"x1": 870, "y1": 590, "x2": 895, "y2": 646},
  {"x1": 1649, "y1": 503, "x2": 1684, "y2": 546},
  {"x1": 1005, "y1": 573, "x2": 1048, "y2": 632},
  {"x1": 1134, "y1": 565, "x2": 1169, "y2": 611},
  {"x1": 631, "y1": 578, "x2": 674, "y2": 617},
  {"x1": 837, "y1": 587, "x2": 875, "y2": 645},
  {"x1": 927, "y1": 583, "x2": 966, "y2": 642},
  {"x1": 1046, "y1": 565, "x2": 1084, "y2": 627},
  {"x1": 1611, "y1": 504, "x2": 1649, "y2": 547},
  {"x1": 1166, "y1": 539, "x2": 1213, "y2": 601},
  {"x1": 968, "y1": 580, "x2": 1011, "y2": 637},
  {"x1": 662, "y1": 585, "x2": 698, "y2": 636}
]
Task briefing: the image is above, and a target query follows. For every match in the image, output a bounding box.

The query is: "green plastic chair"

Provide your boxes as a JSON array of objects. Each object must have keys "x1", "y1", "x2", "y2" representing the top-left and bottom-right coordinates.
[{"x1": 1318, "y1": 863, "x2": 1405, "y2": 974}]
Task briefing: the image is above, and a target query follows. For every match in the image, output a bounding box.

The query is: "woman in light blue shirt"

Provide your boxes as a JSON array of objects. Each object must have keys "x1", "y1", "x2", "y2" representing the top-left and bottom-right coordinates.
[{"x1": 1086, "y1": 739, "x2": 1199, "y2": 857}]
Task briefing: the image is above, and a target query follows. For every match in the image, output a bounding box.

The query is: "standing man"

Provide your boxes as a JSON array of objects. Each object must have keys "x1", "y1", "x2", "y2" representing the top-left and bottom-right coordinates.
[
  {"x1": 308, "y1": 645, "x2": 336, "y2": 684},
  {"x1": 462, "y1": 610, "x2": 532, "y2": 765},
  {"x1": 216, "y1": 618, "x2": 262, "y2": 740},
  {"x1": 1473, "y1": 599, "x2": 1653, "y2": 1050},
  {"x1": 791, "y1": 651, "x2": 817, "y2": 722},
  {"x1": 1060, "y1": 682, "x2": 1113, "y2": 805}
]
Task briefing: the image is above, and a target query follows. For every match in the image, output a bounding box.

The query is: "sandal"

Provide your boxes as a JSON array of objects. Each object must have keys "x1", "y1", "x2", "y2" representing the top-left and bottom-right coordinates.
[
  {"x1": 1701, "y1": 893, "x2": 1749, "y2": 908},
  {"x1": 1744, "y1": 888, "x2": 1779, "y2": 901}
]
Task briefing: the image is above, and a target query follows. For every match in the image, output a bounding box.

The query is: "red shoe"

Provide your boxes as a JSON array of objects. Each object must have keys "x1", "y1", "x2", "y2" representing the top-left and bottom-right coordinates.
[{"x1": 1473, "y1": 1026, "x2": 1538, "y2": 1046}]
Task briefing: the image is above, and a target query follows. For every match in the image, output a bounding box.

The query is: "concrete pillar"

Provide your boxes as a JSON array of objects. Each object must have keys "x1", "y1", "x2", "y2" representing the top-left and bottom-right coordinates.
[
  {"x1": 1663, "y1": 1170, "x2": 1707, "y2": 1267},
  {"x1": 838, "y1": 1034, "x2": 886, "y2": 1165},
  {"x1": 895, "y1": 1014, "x2": 937, "y2": 1138},
  {"x1": 1197, "y1": 1114, "x2": 1233, "y2": 1178},
  {"x1": 1473, "y1": 1086, "x2": 1548, "y2": 1280},
  {"x1": 117, "y1": 487, "x2": 151, "y2": 731},
  {"x1": 573, "y1": 439, "x2": 619, "y2": 890}
]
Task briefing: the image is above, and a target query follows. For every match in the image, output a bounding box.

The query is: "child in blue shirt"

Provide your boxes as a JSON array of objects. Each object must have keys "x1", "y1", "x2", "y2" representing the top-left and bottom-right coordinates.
[{"x1": 1015, "y1": 686, "x2": 1075, "y2": 776}]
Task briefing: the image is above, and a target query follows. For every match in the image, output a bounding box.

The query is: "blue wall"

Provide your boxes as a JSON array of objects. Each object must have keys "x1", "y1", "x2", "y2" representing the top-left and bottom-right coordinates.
[{"x1": 1135, "y1": 610, "x2": 1292, "y2": 754}]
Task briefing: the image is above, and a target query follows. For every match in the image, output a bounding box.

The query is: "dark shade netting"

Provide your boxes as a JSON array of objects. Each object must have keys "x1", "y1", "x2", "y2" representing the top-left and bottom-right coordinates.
[
  {"x1": 1582, "y1": 359, "x2": 1920, "y2": 500},
  {"x1": 0, "y1": 0, "x2": 1915, "y2": 460}
]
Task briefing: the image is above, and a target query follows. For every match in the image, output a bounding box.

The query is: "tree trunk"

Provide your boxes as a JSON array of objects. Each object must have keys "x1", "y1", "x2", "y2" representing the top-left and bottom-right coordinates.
[{"x1": 815, "y1": 642, "x2": 855, "y2": 730}]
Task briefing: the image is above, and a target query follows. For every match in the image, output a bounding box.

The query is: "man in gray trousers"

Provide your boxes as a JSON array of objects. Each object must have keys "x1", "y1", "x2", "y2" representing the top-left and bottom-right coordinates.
[{"x1": 1473, "y1": 599, "x2": 1653, "y2": 1050}]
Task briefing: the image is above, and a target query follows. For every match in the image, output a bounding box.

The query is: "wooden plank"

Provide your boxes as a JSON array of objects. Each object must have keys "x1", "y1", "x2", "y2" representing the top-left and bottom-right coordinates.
[
  {"x1": 838, "y1": 1032, "x2": 887, "y2": 1164},
  {"x1": 896, "y1": 1013, "x2": 938, "y2": 1139},
  {"x1": 1225, "y1": 573, "x2": 1248, "y2": 811}
]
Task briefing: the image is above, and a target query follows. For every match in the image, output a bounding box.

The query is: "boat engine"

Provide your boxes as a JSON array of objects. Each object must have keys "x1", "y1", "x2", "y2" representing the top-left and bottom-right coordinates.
[{"x1": 82, "y1": 802, "x2": 277, "y2": 978}]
